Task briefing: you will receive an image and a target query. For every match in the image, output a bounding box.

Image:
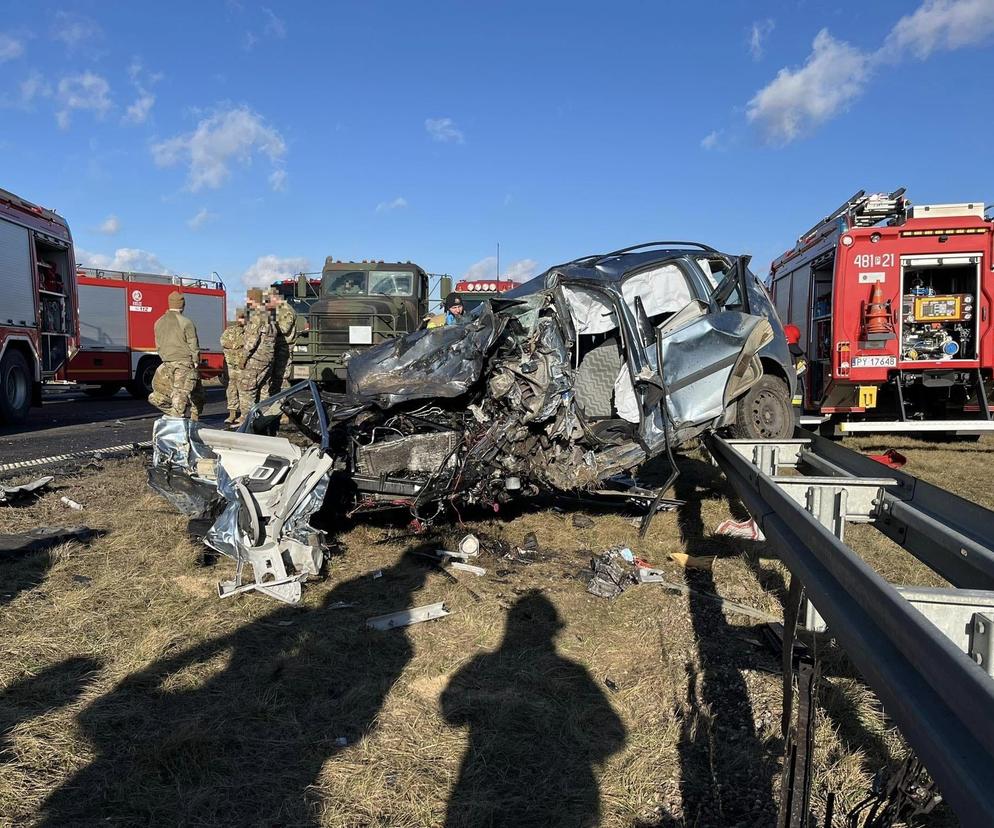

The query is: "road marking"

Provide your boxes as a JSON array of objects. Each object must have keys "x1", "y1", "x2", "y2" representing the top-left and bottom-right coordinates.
[{"x1": 0, "y1": 441, "x2": 152, "y2": 475}]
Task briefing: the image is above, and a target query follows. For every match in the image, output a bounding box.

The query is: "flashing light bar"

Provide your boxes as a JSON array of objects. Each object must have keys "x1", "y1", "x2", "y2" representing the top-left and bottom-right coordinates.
[{"x1": 900, "y1": 228, "x2": 986, "y2": 237}]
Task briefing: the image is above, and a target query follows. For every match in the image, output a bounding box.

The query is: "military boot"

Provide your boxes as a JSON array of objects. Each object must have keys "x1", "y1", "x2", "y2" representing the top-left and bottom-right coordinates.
[{"x1": 224, "y1": 410, "x2": 238, "y2": 424}]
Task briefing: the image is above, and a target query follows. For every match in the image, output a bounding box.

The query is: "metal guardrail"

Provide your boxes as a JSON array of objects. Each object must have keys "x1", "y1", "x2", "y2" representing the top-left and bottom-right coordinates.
[{"x1": 705, "y1": 429, "x2": 994, "y2": 826}]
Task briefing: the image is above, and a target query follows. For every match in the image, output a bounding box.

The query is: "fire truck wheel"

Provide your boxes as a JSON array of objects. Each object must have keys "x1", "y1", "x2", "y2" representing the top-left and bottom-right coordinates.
[
  {"x1": 128, "y1": 357, "x2": 159, "y2": 400},
  {"x1": 730, "y1": 374, "x2": 793, "y2": 440},
  {"x1": 0, "y1": 349, "x2": 32, "y2": 425},
  {"x1": 82, "y1": 383, "x2": 123, "y2": 399}
]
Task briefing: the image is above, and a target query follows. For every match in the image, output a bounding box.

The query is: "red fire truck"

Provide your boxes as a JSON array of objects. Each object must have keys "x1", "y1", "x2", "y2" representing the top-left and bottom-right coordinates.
[
  {"x1": 0, "y1": 187, "x2": 78, "y2": 425},
  {"x1": 63, "y1": 268, "x2": 227, "y2": 399},
  {"x1": 451, "y1": 277, "x2": 518, "y2": 312},
  {"x1": 770, "y1": 189, "x2": 994, "y2": 434}
]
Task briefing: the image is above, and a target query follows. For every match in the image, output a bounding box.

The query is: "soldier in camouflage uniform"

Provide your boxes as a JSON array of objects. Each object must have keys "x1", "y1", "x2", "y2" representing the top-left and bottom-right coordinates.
[
  {"x1": 148, "y1": 291, "x2": 204, "y2": 419},
  {"x1": 268, "y1": 290, "x2": 298, "y2": 397},
  {"x1": 235, "y1": 288, "x2": 276, "y2": 425},
  {"x1": 220, "y1": 307, "x2": 247, "y2": 424}
]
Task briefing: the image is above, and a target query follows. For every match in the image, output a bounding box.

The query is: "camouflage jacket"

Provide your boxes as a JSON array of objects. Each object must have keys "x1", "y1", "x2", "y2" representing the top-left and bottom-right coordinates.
[
  {"x1": 242, "y1": 308, "x2": 276, "y2": 364},
  {"x1": 274, "y1": 302, "x2": 297, "y2": 346},
  {"x1": 220, "y1": 322, "x2": 245, "y2": 368},
  {"x1": 154, "y1": 310, "x2": 199, "y2": 367}
]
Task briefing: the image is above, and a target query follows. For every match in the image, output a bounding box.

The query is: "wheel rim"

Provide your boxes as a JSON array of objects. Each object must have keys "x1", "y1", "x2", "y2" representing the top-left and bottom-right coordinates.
[
  {"x1": 749, "y1": 389, "x2": 786, "y2": 439},
  {"x1": 4, "y1": 365, "x2": 28, "y2": 411}
]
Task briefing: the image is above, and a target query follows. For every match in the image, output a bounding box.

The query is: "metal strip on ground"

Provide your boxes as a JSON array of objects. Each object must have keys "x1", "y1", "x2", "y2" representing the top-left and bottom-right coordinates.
[{"x1": 0, "y1": 440, "x2": 152, "y2": 476}]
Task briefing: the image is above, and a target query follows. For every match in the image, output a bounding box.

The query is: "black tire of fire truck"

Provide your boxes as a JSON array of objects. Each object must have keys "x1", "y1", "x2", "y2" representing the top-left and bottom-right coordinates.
[
  {"x1": 82, "y1": 383, "x2": 123, "y2": 398},
  {"x1": 0, "y1": 349, "x2": 32, "y2": 425},
  {"x1": 128, "y1": 356, "x2": 160, "y2": 400},
  {"x1": 729, "y1": 374, "x2": 793, "y2": 440},
  {"x1": 219, "y1": 363, "x2": 229, "y2": 388}
]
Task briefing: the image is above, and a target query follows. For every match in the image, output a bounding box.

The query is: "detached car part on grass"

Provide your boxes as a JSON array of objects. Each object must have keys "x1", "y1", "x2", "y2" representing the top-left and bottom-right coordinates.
[
  {"x1": 149, "y1": 410, "x2": 332, "y2": 604},
  {"x1": 276, "y1": 242, "x2": 795, "y2": 524}
]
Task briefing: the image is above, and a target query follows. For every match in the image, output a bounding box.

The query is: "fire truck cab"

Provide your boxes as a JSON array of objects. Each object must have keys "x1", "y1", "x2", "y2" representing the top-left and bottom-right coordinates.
[
  {"x1": 451, "y1": 278, "x2": 517, "y2": 312},
  {"x1": 0, "y1": 187, "x2": 77, "y2": 425},
  {"x1": 770, "y1": 189, "x2": 994, "y2": 434}
]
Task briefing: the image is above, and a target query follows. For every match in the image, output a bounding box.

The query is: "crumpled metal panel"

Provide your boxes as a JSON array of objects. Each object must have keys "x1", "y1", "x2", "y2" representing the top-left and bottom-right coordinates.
[
  {"x1": 346, "y1": 305, "x2": 502, "y2": 406},
  {"x1": 152, "y1": 416, "x2": 216, "y2": 473}
]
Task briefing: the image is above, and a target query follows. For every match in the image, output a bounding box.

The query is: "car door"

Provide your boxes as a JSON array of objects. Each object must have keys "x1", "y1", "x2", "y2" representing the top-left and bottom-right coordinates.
[{"x1": 638, "y1": 258, "x2": 771, "y2": 445}]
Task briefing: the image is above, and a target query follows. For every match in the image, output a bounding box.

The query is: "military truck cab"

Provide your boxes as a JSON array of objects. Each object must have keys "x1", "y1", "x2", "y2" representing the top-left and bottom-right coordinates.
[{"x1": 291, "y1": 259, "x2": 443, "y2": 385}]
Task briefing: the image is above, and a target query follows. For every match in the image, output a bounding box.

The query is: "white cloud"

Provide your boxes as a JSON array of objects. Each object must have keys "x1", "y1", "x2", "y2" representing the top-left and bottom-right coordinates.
[
  {"x1": 76, "y1": 247, "x2": 169, "y2": 275},
  {"x1": 701, "y1": 130, "x2": 721, "y2": 150},
  {"x1": 55, "y1": 72, "x2": 112, "y2": 128},
  {"x1": 122, "y1": 61, "x2": 159, "y2": 126},
  {"x1": 52, "y1": 11, "x2": 101, "y2": 49},
  {"x1": 19, "y1": 72, "x2": 51, "y2": 106},
  {"x1": 375, "y1": 196, "x2": 407, "y2": 212},
  {"x1": 748, "y1": 0, "x2": 994, "y2": 144},
  {"x1": 98, "y1": 215, "x2": 120, "y2": 235},
  {"x1": 268, "y1": 168, "x2": 287, "y2": 192},
  {"x1": 883, "y1": 0, "x2": 994, "y2": 59},
  {"x1": 747, "y1": 29, "x2": 870, "y2": 143},
  {"x1": 262, "y1": 8, "x2": 287, "y2": 38},
  {"x1": 749, "y1": 19, "x2": 775, "y2": 60},
  {"x1": 242, "y1": 254, "x2": 310, "y2": 288},
  {"x1": 425, "y1": 117, "x2": 464, "y2": 143},
  {"x1": 504, "y1": 258, "x2": 538, "y2": 282},
  {"x1": 0, "y1": 33, "x2": 25, "y2": 62},
  {"x1": 151, "y1": 105, "x2": 286, "y2": 191},
  {"x1": 187, "y1": 207, "x2": 217, "y2": 230},
  {"x1": 464, "y1": 256, "x2": 537, "y2": 282}
]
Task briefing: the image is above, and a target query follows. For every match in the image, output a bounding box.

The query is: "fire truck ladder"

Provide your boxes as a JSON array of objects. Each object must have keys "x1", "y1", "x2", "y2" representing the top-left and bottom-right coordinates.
[{"x1": 705, "y1": 428, "x2": 994, "y2": 826}]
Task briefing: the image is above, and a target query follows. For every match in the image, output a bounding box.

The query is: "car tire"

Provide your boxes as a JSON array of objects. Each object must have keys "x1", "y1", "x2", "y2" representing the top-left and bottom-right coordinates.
[
  {"x1": 128, "y1": 357, "x2": 159, "y2": 400},
  {"x1": 729, "y1": 375, "x2": 793, "y2": 440},
  {"x1": 0, "y1": 349, "x2": 32, "y2": 425},
  {"x1": 82, "y1": 383, "x2": 123, "y2": 399}
]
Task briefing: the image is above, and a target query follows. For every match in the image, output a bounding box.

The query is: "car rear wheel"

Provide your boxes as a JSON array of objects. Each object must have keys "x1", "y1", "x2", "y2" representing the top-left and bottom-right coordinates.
[
  {"x1": 0, "y1": 349, "x2": 32, "y2": 425},
  {"x1": 128, "y1": 357, "x2": 159, "y2": 400},
  {"x1": 730, "y1": 375, "x2": 793, "y2": 440}
]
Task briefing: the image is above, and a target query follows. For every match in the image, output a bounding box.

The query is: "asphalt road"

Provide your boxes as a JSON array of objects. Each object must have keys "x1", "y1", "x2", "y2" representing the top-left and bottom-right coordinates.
[{"x1": 0, "y1": 386, "x2": 230, "y2": 466}]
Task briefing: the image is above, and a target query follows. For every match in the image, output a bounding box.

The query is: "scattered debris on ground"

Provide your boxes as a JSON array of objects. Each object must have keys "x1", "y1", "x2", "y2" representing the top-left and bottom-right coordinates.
[
  {"x1": 367, "y1": 601, "x2": 452, "y2": 630},
  {"x1": 0, "y1": 476, "x2": 53, "y2": 505}
]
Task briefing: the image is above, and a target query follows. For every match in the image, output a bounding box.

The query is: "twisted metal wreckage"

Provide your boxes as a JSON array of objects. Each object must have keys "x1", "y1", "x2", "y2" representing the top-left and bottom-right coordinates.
[{"x1": 149, "y1": 245, "x2": 793, "y2": 603}]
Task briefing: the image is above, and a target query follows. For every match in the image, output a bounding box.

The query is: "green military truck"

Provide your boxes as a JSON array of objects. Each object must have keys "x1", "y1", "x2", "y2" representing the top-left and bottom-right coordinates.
[{"x1": 290, "y1": 258, "x2": 450, "y2": 386}]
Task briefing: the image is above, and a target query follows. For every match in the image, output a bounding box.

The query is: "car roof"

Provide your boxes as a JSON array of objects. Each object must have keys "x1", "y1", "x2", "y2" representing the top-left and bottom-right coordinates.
[{"x1": 503, "y1": 244, "x2": 732, "y2": 299}]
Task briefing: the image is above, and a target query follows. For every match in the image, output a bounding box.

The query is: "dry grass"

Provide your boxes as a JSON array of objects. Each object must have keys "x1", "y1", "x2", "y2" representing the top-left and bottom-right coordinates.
[{"x1": 1, "y1": 435, "x2": 989, "y2": 826}]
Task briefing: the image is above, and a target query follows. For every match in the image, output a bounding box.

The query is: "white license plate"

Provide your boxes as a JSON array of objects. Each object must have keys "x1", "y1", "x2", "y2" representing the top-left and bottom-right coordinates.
[
  {"x1": 349, "y1": 325, "x2": 373, "y2": 345},
  {"x1": 852, "y1": 355, "x2": 896, "y2": 368},
  {"x1": 293, "y1": 365, "x2": 311, "y2": 379}
]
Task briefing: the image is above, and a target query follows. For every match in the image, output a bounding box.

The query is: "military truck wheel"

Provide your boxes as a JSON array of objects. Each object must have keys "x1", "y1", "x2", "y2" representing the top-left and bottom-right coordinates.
[
  {"x1": 0, "y1": 349, "x2": 32, "y2": 425},
  {"x1": 128, "y1": 357, "x2": 160, "y2": 400},
  {"x1": 729, "y1": 375, "x2": 793, "y2": 440},
  {"x1": 82, "y1": 383, "x2": 123, "y2": 399}
]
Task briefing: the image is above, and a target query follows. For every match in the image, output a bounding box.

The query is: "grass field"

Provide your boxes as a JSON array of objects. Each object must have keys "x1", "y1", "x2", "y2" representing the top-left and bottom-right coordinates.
[{"x1": 1, "y1": 433, "x2": 991, "y2": 826}]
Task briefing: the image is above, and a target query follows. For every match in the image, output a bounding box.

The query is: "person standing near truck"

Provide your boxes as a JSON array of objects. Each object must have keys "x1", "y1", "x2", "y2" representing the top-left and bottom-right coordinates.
[
  {"x1": 148, "y1": 291, "x2": 204, "y2": 420},
  {"x1": 220, "y1": 307, "x2": 247, "y2": 425},
  {"x1": 269, "y1": 289, "x2": 297, "y2": 397},
  {"x1": 236, "y1": 288, "x2": 276, "y2": 425}
]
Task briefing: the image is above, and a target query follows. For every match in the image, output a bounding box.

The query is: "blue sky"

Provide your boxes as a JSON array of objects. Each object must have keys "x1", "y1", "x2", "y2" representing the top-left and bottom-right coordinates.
[{"x1": 2, "y1": 0, "x2": 993, "y2": 299}]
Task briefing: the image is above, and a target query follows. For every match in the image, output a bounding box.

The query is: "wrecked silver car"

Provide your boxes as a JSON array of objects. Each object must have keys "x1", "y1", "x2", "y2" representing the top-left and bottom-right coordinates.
[
  {"x1": 149, "y1": 242, "x2": 796, "y2": 602},
  {"x1": 282, "y1": 242, "x2": 795, "y2": 513}
]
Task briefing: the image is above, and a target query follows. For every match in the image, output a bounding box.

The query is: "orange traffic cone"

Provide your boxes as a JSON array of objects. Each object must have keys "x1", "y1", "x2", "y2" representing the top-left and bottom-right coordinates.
[{"x1": 865, "y1": 283, "x2": 893, "y2": 335}]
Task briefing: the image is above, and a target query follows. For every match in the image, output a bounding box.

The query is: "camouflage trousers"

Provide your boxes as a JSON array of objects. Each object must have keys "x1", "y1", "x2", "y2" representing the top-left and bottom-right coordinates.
[
  {"x1": 148, "y1": 361, "x2": 204, "y2": 419},
  {"x1": 269, "y1": 342, "x2": 292, "y2": 397},
  {"x1": 225, "y1": 363, "x2": 242, "y2": 413},
  {"x1": 237, "y1": 355, "x2": 272, "y2": 418}
]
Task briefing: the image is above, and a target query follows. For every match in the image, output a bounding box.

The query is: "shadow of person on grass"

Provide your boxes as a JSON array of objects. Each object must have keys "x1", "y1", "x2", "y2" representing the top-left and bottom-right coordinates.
[
  {"x1": 441, "y1": 591, "x2": 625, "y2": 828},
  {"x1": 38, "y1": 554, "x2": 429, "y2": 827},
  {"x1": 0, "y1": 656, "x2": 102, "y2": 766}
]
